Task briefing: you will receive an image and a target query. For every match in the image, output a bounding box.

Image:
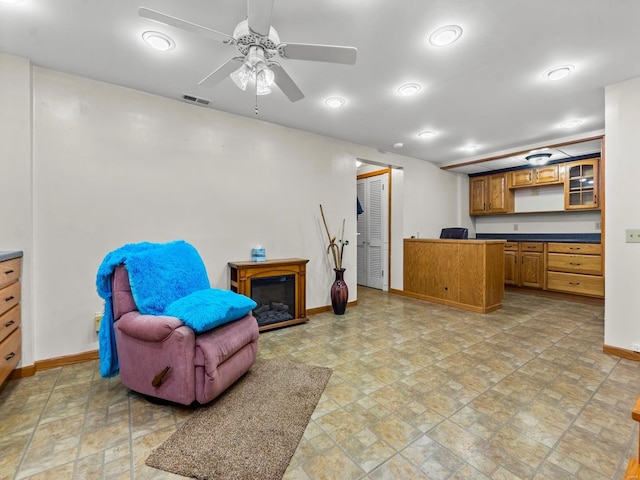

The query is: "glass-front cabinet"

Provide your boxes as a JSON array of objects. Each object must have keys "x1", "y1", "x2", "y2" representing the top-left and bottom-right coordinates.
[{"x1": 564, "y1": 159, "x2": 599, "y2": 210}]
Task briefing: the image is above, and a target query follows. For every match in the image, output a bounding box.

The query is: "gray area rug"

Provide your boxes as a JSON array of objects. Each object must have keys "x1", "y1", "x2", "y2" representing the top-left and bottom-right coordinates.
[{"x1": 145, "y1": 359, "x2": 332, "y2": 480}]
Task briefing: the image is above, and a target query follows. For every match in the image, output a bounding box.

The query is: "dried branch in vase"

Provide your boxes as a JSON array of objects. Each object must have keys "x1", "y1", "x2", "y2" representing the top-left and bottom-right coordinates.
[{"x1": 319, "y1": 204, "x2": 349, "y2": 270}]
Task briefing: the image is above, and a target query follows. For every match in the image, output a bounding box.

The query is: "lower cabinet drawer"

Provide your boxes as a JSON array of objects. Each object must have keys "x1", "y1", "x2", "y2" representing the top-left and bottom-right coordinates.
[
  {"x1": 0, "y1": 281, "x2": 20, "y2": 317},
  {"x1": 547, "y1": 271, "x2": 604, "y2": 297},
  {"x1": 547, "y1": 253, "x2": 602, "y2": 275},
  {"x1": 0, "y1": 304, "x2": 20, "y2": 344},
  {"x1": 0, "y1": 327, "x2": 21, "y2": 385}
]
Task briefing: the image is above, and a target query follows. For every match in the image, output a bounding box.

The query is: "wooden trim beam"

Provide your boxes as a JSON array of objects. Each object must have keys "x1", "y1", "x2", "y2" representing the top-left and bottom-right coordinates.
[{"x1": 440, "y1": 135, "x2": 604, "y2": 171}]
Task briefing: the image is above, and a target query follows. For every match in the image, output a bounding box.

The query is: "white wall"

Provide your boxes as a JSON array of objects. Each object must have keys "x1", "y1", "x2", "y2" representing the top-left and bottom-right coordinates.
[
  {"x1": 0, "y1": 54, "x2": 33, "y2": 366},
  {"x1": 604, "y1": 76, "x2": 640, "y2": 351},
  {"x1": 475, "y1": 211, "x2": 602, "y2": 235},
  {"x1": 2, "y1": 55, "x2": 463, "y2": 363}
]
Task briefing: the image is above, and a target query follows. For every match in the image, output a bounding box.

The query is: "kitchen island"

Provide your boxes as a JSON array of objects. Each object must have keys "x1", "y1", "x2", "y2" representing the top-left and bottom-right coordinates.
[{"x1": 403, "y1": 238, "x2": 505, "y2": 313}]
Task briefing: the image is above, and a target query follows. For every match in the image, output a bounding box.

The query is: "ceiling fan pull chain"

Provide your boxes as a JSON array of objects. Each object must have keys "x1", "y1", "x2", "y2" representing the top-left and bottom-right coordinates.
[{"x1": 255, "y1": 86, "x2": 259, "y2": 115}]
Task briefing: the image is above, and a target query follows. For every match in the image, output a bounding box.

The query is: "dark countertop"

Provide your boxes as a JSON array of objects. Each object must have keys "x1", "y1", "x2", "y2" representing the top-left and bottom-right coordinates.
[
  {"x1": 0, "y1": 251, "x2": 23, "y2": 262},
  {"x1": 475, "y1": 233, "x2": 601, "y2": 244}
]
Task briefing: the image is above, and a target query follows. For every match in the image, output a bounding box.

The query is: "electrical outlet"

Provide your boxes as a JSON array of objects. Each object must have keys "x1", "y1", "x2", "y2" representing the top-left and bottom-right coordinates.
[
  {"x1": 595, "y1": 221, "x2": 601, "y2": 230},
  {"x1": 513, "y1": 224, "x2": 518, "y2": 231},
  {"x1": 626, "y1": 229, "x2": 640, "y2": 243},
  {"x1": 530, "y1": 187, "x2": 539, "y2": 196},
  {"x1": 94, "y1": 312, "x2": 103, "y2": 333}
]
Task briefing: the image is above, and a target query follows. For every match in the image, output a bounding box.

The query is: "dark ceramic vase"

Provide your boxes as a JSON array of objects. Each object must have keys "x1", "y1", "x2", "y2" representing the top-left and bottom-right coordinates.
[{"x1": 330, "y1": 268, "x2": 348, "y2": 315}]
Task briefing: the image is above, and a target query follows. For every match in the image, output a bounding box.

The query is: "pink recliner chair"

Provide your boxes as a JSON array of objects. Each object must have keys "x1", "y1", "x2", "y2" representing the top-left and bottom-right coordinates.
[{"x1": 110, "y1": 264, "x2": 259, "y2": 405}]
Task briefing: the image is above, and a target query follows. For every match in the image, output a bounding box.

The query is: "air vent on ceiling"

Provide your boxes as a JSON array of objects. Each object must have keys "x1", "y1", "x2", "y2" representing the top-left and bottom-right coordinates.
[{"x1": 181, "y1": 94, "x2": 210, "y2": 106}]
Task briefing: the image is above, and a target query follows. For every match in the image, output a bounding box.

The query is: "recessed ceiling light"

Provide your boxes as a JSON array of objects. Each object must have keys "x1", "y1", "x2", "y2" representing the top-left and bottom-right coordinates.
[
  {"x1": 429, "y1": 25, "x2": 463, "y2": 47},
  {"x1": 461, "y1": 144, "x2": 478, "y2": 152},
  {"x1": 325, "y1": 97, "x2": 345, "y2": 109},
  {"x1": 397, "y1": 83, "x2": 422, "y2": 96},
  {"x1": 418, "y1": 130, "x2": 436, "y2": 139},
  {"x1": 393, "y1": 143, "x2": 404, "y2": 149},
  {"x1": 545, "y1": 65, "x2": 575, "y2": 81},
  {"x1": 142, "y1": 31, "x2": 175, "y2": 51},
  {"x1": 559, "y1": 119, "x2": 583, "y2": 129}
]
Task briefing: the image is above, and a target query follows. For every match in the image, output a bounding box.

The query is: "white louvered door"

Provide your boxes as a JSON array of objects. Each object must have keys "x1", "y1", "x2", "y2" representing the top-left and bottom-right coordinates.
[
  {"x1": 356, "y1": 181, "x2": 366, "y2": 283},
  {"x1": 356, "y1": 173, "x2": 387, "y2": 290}
]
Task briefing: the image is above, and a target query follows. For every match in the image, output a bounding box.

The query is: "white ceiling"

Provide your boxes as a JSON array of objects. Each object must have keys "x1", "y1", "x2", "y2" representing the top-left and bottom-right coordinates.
[{"x1": 0, "y1": 0, "x2": 637, "y2": 167}]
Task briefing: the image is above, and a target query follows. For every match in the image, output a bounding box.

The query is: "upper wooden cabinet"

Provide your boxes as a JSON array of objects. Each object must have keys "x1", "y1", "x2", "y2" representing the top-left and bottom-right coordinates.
[
  {"x1": 470, "y1": 173, "x2": 512, "y2": 215},
  {"x1": 469, "y1": 157, "x2": 600, "y2": 215},
  {"x1": 510, "y1": 164, "x2": 561, "y2": 188},
  {"x1": 564, "y1": 159, "x2": 599, "y2": 210}
]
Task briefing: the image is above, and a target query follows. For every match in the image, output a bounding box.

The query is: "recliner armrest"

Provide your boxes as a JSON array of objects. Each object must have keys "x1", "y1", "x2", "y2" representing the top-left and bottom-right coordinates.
[{"x1": 116, "y1": 311, "x2": 186, "y2": 342}]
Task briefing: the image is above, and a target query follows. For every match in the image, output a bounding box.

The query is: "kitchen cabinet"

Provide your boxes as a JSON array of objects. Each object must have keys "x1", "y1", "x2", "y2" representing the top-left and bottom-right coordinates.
[
  {"x1": 469, "y1": 173, "x2": 512, "y2": 215},
  {"x1": 510, "y1": 164, "x2": 561, "y2": 188},
  {"x1": 564, "y1": 159, "x2": 599, "y2": 210},
  {"x1": 546, "y1": 242, "x2": 603, "y2": 297},
  {"x1": 404, "y1": 239, "x2": 505, "y2": 313},
  {"x1": 504, "y1": 242, "x2": 544, "y2": 289}
]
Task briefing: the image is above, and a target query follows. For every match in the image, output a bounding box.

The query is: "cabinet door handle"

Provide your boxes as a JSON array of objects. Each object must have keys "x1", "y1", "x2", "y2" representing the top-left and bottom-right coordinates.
[
  {"x1": 4, "y1": 320, "x2": 15, "y2": 327},
  {"x1": 4, "y1": 296, "x2": 15, "y2": 302},
  {"x1": 569, "y1": 247, "x2": 581, "y2": 250},
  {"x1": 4, "y1": 269, "x2": 14, "y2": 274},
  {"x1": 569, "y1": 262, "x2": 582, "y2": 266},
  {"x1": 5, "y1": 352, "x2": 16, "y2": 361},
  {"x1": 569, "y1": 282, "x2": 581, "y2": 286}
]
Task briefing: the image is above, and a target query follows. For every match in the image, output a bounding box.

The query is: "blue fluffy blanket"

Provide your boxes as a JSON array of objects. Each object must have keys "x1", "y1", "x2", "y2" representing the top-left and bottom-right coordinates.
[{"x1": 96, "y1": 240, "x2": 255, "y2": 378}]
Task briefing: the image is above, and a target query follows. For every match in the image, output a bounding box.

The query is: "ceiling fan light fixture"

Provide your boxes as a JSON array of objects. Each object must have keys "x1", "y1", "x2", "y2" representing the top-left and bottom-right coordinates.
[
  {"x1": 256, "y1": 82, "x2": 272, "y2": 96},
  {"x1": 255, "y1": 63, "x2": 275, "y2": 87},
  {"x1": 230, "y1": 61, "x2": 252, "y2": 90},
  {"x1": 429, "y1": 25, "x2": 463, "y2": 47},
  {"x1": 525, "y1": 152, "x2": 552, "y2": 165},
  {"x1": 142, "y1": 31, "x2": 175, "y2": 51}
]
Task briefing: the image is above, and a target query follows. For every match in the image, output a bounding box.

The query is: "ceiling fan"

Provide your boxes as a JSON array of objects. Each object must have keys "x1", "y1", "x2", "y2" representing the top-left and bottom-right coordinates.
[{"x1": 139, "y1": 0, "x2": 358, "y2": 102}]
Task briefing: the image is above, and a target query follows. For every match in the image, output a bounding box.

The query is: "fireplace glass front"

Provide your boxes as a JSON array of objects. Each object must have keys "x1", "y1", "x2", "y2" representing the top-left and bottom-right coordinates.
[{"x1": 250, "y1": 274, "x2": 295, "y2": 327}]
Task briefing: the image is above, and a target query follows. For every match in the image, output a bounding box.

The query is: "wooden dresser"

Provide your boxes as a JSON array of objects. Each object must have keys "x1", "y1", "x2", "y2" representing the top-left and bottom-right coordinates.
[{"x1": 0, "y1": 251, "x2": 22, "y2": 387}]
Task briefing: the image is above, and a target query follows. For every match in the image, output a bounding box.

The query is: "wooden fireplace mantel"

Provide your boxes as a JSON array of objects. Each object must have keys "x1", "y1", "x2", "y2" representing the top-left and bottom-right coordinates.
[{"x1": 228, "y1": 258, "x2": 309, "y2": 332}]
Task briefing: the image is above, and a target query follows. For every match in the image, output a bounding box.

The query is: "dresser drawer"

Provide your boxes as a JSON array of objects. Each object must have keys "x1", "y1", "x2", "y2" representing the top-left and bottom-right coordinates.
[
  {"x1": 0, "y1": 327, "x2": 21, "y2": 385},
  {"x1": 520, "y1": 242, "x2": 544, "y2": 253},
  {"x1": 547, "y1": 271, "x2": 604, "y2": 297},
  {"x1": 0, "y1": 282, "x2": 20, "y2": 317},
  {"x1": 0, "y1": 258, "x2": 21, "y2": 289},
  {"x1": 547, "y1": 243, "x2": 601, "y2": 255},
  {"x1": 0, "y1": 305, "x2": 20, "y2": 344},
  {"x1": 547, "y1": 253, "x2": 602, "y2": 275}
]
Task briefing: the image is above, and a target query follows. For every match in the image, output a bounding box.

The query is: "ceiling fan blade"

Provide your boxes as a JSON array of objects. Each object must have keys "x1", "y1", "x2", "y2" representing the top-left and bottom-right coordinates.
[
  {"x1": 278, "y1": 43, "x2": 357, "y2": 65},
  {"x1": 198, "y1": 57, "x2": 245, "y2": 87},
  {"x1": 139, "y1": 7, "x2": 235, "y2": 43},
  {"x1": 247, "y1": 0, "x2": 274, "y2": 37},
  {"x1": 270, "y1": 63, "x2": 304, "y2": 102}
]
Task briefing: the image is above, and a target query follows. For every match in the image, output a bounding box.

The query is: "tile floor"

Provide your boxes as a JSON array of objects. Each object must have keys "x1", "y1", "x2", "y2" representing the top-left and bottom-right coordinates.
[{"x1": 1, "y1": 288, "x2": 638, "y2": 479}]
